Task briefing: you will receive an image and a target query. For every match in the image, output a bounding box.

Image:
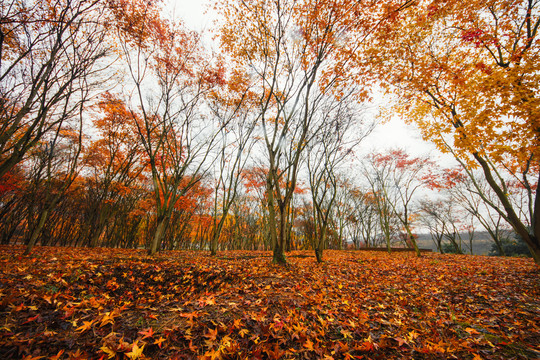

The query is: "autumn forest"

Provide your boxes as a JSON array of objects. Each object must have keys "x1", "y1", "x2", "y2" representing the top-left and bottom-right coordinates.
[{"x1": 0, "y1": 0, "x2": 539, "y2": 359}]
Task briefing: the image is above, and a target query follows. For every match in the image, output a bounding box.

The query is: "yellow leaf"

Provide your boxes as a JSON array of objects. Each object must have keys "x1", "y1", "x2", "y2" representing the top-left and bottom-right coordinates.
[
  {"x1": 205, "y1": 296, "x2": 216, "y2": 306},
  {"x1": 126, "y1": 341, "x2": 145, "y2": 359},
  {"x1": 100, "y1": 345, "x2": 116, "y2": 359},
  {"x1": 204, "y1": 348, "x2": 221, "y2": 360}
]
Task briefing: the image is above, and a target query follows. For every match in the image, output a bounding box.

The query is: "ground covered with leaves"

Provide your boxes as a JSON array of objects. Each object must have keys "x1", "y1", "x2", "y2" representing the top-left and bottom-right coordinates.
[{"x1": 0, "y1": 246, "x2": 538, "y2": 359}]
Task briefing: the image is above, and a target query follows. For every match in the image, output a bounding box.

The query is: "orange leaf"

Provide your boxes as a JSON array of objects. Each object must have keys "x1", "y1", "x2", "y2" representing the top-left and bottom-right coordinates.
[
  {"x1": 304, "y1": 339, "x2": 314, "y2": 351},
  {"x1": 154, "y1": 336, "x2": 166, "y2": 348},
  {"x1": 465, "y1": 327, "x2": 480, "y2": 335},
  {"x1": 75, "y1": 320, "x2": 95, "y2": 333},
  {"x1": 138, "y1": 327, "x2": 154, "y2": 339}
]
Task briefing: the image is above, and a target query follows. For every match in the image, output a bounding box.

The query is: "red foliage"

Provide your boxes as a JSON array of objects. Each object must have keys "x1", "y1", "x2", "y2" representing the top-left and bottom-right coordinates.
[{"x1": 0, "y1": 246, "x2": 538, "y2": 359}]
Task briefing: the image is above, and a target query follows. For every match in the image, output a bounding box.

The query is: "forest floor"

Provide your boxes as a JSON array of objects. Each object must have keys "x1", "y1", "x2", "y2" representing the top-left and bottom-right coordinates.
[{"x1": 0, "y1": 246, "x2": 538, "y2": 360}]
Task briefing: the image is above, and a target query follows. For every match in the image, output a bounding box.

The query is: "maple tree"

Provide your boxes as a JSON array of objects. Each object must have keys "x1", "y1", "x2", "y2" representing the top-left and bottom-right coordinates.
[
  {"x1": 420, "y1": 197, "x2": 480, "y2": 254},
  {"x1": 441, "y1": 167, "x2": 515, "y2": 255},
  {"x1": 216, "y1": 0, "x2": 375, "y2": 263},
  {"x1": 363, "y1": 149, "x2": 437, "y2": 256},
  {"x1": 365, "y1": 0, "x2": 540, "y2": 263},
  {"x1": 0, "y1": 0, "x2": 110, "y2": 178},
  {"x1": 338, "y1": 182, "x2": 381, "y2": 249},
  {"x1": 362, "y1": 159, "x2": 402, "y2": 252},
  {"x1": 23, "y1": 119, "x2": 84, "y2": 255},
  {"x1": 305, "y1": 100, "x2": 368, "y2": 261},
  {"x1": 240, "y1": 166, "x2": 274, "y2": 250},
  {"x1": 80, "y1": 93, "x2": 145, "y2": 248},
  {"x1": 111, "y1": 0, "x2": 225, "y2": 255},
  {"x1": 207, "y1": 77, "x2": 257, "y2": 256}
]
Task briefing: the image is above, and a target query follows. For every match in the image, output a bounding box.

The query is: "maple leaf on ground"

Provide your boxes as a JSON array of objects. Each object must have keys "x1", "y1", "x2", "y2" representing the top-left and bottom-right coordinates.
[
  {"x1": 138, "y1": 327, "x2": 154, "y2": 339},
  {"x1": 153, "y1": 336, "x2": 166, "y2": 348},
  {"x1": 204, "y1": 348, "x2": 222, "y2": 360},
  {"x1": 100, "y1": 312, "x2": 116, "y2": 327},
  {"x1": 100, "y1": 345, "x2": 116, "y2": 359},
  {"x1": 232, "y1": 318, "x2": 242, "y2": 328},
  {"x1": 75, "y1": 320, "x2": 95, "y2": 333},
  {"x1": 304, "y1": 338, "x2": 314, "y2": 351},
  {"x1": 205, "y1": 327, "x2": 219, "y2": 342},
  {"x1": 206, "y1": 296, "x2": 216, "y2": 305},
  {"x1": 394, "y1": 337, "x2": 408, "y2": 347},
  {"x1": 22, "y1": 315, "x2": 39, "y2": 324},
  {"x1": 49, "y1": 350, "x2": 64, "y2": 360},
  {"x1": 126, "y1": 341, "x2": 144, "y2": 359},
  {"x1": 465, "y1": 327, "x2": 480, "y2": 335},
  {"x1": 199, "y1": 295, "x2": 216, "y2": 307}
]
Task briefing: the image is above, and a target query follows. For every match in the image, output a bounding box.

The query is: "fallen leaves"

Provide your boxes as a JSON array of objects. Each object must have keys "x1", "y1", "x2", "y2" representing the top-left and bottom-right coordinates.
[
  {"x1": 0, "y1": 246, "x2": 538, "y2": 359},
  {"x1": 75, "y1": 320, "x2": 95, "y2": 333},
  {"x1": 138, "y1": 327, "x2": 154, "y2": 339},
  {"x1": 125, "y1": 341, "x2": 144, "y2": 359}
]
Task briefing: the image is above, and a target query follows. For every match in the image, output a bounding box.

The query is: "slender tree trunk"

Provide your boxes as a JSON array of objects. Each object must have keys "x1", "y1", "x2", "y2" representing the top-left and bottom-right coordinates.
[
  {"x1": 473, "y1": 153, "x2": 540, "y2": 264},
  {"x1": 315, "y1": 247, "x2": 323, "y2": 263},
  {"x1": 210, "y1": 215, "x2": 228, "y2": 256},
  {"x1": 315, "y1": 227, "x2": 327, "y2": 263},
  {"x1": 268, "y1": 204, "x2": 279, "y2": 259},
  {"x1": 495, "y1": 235, "x2": 506, "y2": 256},
  {"x1": 404, "y1": 224, "x2": 420, "y2": 257},
  {"x1": 149, "y1": 217, "x2": 167, "y2": 255},
  {"x1": 267, "y1": 176, "x2": 287, "y2": 264},
  {"x1": 274, "y1": 205, "x2": 288, "y2": 264},
  {"x1": 383, "y1": 223, "x2": 391, "y2": 253},
  {"x1": 90, "y1": 218, "x2": 107, "y2": 248},
  {"x1": 24, "y1": 208, "x2": 50, "y2": 255}
]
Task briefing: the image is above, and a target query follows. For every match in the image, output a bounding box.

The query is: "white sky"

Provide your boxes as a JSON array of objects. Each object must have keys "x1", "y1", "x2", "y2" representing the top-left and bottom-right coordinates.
[{"x1": 167, "y1": 0, "x2": 213, "y2": 31}]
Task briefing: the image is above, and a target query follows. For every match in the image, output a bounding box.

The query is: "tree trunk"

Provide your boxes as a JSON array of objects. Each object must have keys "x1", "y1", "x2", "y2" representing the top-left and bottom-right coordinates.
[
  {"x1": 90, "y1": 224, "x2": 106, "y2": 248},
  {"x1": 527, "y1": 235, "x2": 540, "y2": 265},
  {"x1": 315, "y1": 247, "x2": 323, "y2": 263},
  {"x1": 384, "y1": 226, "x2": 391, "y2": 253},
  {"x1": 314, "y1": 215, "x2": 328, "y2": 262},
  {"x1": 473, "y1": 152, "x2": 540, "y2": 265},
  {"x1": 24, "y1": 208, "x2": 49, "y2": 255},
  {"x1": 404, "y1": 225, "x2": 420, "y2": 257},
  {"x1": 149, "y1": 217, "x2": 167, "y2": 256},
  {"x1": 210, "y1": 215, "x2": 228, "y2": 256},
  {"x1": 273, "y1": 208, "x2": 288, "y2": 264},
  {"x1": 267, "y1": 177, "x2": 287, "y2": 264}
]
